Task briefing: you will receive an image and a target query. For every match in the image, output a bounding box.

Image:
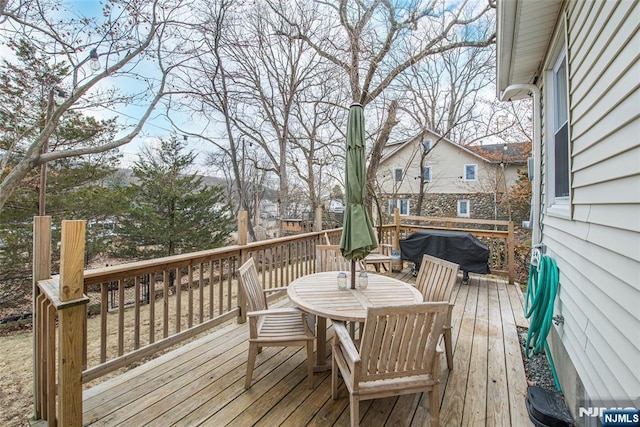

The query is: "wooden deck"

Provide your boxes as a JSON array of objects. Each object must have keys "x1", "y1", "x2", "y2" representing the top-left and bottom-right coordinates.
[{"x1": 82, "y1": 268, "x2": 532, "y2": 426}]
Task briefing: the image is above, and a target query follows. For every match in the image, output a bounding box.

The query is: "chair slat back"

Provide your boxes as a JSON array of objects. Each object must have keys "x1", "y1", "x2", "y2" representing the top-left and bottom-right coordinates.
[
  {"x1": 358, "y1": 303, "x2": 448, "y2": 381},
  {"x1": 238, "y1": 258, "x2": 267, "y2": 312},
  {"x1": 316, "y1": 245, "x2": 351, "y2": 272},
  {"x1": 414, "y1": 254, "x2": 460, "y2": 303}
]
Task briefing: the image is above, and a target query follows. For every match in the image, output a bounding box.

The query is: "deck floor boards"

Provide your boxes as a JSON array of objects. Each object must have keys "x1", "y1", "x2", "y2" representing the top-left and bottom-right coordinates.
[{"x1": 83, "y1": 269, "x2": 532, "y2": 426}]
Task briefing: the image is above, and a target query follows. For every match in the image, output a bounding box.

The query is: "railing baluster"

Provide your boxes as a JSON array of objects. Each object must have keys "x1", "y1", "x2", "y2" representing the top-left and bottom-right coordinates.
[
  {"x1": 100, "y1": 283, "x2": 107, "y2": 363},
  {"x1": 149, "y1": 272, "x2": 155, "y2": 344},
  {"x1": 134, "y1": 276, "x2": 140, "y2": 350},
  {"x1": 163, "y1": 270, "x2": 169, "y2": 338},
  {"x1": 118, "y1": 279, "x2": 124, "y2": 356},
  {"x1": 176, "y1": 267, "x2": 182, "y2": 333},
  {"x1": 209, "y1": 261, "x2": 215, "y2": 319},
  {"x1": 188, "y1": 265, "x2": 193, "y2": 328},
  {"x1": 226, "y1": 257, "x2": 232, "y2": 311},
  {"x1": 217, "y1": 260, "x2": 223, "y2": 316},
  {"x1": 198, "y1": 263, "x2": 204, "y2": 323},
  {"x1": 37, "y1": 294, "x2": 46, "y2": 419},
  {"x1": 46, "y1": 302, "x2": 56, "y2": 426}
]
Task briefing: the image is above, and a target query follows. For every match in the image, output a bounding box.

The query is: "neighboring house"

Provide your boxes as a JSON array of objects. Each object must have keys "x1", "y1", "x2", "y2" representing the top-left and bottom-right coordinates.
[
  {"x1": 327, "y1": 199, "x2": 345, "y2": 214},
  {"x1": 259, "y1": 200, "x2": 278, "y2": 219},
  {"x1": 376, "y1": 129, "x2": 529, "y2": 220},
  {"x1": 497, "y1": 0, "x2": 639, "y2": 424}
]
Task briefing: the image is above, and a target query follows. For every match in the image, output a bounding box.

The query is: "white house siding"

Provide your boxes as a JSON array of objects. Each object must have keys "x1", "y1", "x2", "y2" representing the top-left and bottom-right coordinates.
[
  {"x1": 378, "y1": 137, "x2": 521, "y2": 196},
  {"x1": 540, "y1": 0, "x2": 640, "y2": 414}
]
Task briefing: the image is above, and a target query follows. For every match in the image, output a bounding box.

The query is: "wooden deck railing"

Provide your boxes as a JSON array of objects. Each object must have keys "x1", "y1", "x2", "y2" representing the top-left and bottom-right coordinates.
[
  {"x1": 30, "y1": 212, "x2": 514, "y2": 425},
  {"x1": 392, "y1": 213, "x2": 515, "y2": 283},
  {"x1": 80, "y1": 230, "x2": 333, "y2": 382}
]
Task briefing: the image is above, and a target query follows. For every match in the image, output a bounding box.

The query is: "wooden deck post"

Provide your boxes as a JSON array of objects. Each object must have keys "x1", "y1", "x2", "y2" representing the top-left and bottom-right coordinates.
[
  {"x1": 58, "y1": 220, "x2": 86, "y2": 426},
  {"x1": 314, "y1": 206, "x2": 323, "y2": 232},
  {"x1": 237, "y1": 210, "x2": 248, "y2": 246},
  {"x1": 32, "y1": 216, "x2": 51, "y2": 420}
]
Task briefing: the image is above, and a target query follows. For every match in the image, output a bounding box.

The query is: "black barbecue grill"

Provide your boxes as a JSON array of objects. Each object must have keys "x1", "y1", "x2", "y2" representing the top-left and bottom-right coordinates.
[{"x1": 399, "y1": 230, "x2": 490, "y2": 284}]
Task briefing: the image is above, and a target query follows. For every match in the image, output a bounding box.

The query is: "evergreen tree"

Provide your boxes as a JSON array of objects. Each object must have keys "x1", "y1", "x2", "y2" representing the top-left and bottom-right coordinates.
[
  {"x1": 0, "y1": 43, "x2": 125, "y2": 310},
  {"x1": 115, "y1": 137, "x2": 233, "y2": 260},
  {"x1": 0, "y1": 126, "x2": 123, "y2": 311}
]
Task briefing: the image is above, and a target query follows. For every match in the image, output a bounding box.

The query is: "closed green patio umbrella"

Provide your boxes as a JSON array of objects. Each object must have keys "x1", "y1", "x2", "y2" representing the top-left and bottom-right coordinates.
[{"x1": 339, "y1": 103, "x2": 377, "y2": 288}]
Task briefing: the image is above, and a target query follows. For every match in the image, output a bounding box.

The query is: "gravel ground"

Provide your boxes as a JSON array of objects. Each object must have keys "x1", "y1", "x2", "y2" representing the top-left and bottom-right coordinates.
[{"x1": 518, "y1": 326, "x2": 558, "y2": 391}]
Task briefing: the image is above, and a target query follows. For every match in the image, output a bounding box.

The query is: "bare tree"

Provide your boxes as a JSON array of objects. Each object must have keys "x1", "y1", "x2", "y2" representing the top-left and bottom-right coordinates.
[
  {"x1": 286, "y1": 73, "x2": 347, "y2": 212},
  {"x1": 398, "y1": 46, "x2": 495, "y2": 143},
  {"x1": 392, "y1": 44, "x2": 495, "y2": 213},
  {"x1": 275, "y1": 0, "x2": 496, "y2": 206},
  {"x1": 198, "y1": 2, "x2": 329, "y2": 231},
  {"x1": 0, "y1": 0, "x2": 190, "y2": 212}
]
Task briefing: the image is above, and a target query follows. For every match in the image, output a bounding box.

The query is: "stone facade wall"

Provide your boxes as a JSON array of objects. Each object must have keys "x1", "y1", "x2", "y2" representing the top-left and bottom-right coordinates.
[{"x1": 381, "y1": 192, "x2": 524, "y2": 222}]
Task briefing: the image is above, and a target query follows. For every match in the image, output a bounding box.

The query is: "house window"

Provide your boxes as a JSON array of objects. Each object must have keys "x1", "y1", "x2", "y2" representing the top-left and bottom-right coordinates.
[
  {"x1": 457, "y1": 200, "x2": 470, "y2": 217},
  {"x1": 550, "y1": 48, "x2": 571, "y2": 205},
  {"x1": 464, "y1": 164, "x2": 477, "y2": 181},
  {"x1": 388, "y1": 199, "x2": 410, "y2": 216},
  {"x1": 393, "y1": 168, "x2": 403, "y2": 182},
  {"x1": 423, "y1": 166, "x2": 431, "y2": 182},
  {"x1": 422, "y1": 139, "x2": 432, "y2": 152}
]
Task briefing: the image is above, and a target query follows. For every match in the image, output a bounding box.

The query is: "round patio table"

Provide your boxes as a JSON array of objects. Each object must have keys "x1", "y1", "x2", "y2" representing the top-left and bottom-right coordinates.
[{"x1": 287, "y1": 272, "x2": 422, "y2": 371}]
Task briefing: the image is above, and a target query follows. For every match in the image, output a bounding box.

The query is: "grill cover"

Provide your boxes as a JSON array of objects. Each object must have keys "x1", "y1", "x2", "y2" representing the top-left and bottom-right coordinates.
[{"x1": 400, "y1": 230, "x2": 490, "y2": 274}]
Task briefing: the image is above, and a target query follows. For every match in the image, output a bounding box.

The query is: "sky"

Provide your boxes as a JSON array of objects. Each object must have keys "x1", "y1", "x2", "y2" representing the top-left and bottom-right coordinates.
[{"x1": 65, "y1": 1, "x2": 215, "y2": 171}]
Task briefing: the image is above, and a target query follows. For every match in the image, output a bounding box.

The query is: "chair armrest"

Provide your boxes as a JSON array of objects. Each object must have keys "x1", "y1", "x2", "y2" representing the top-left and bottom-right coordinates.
[
  {"x1": 247, "y1": 307, "x2": 302, "y2": 318},
  {"x1": 444, "y1": 302, "x2": 454, "y2": 328},
  {"x1": 263, "y1": 287, "x2": 288, "y2": 294},
  {"x1": 333, "y1": 321, "x2": 360, "y2": 363}
]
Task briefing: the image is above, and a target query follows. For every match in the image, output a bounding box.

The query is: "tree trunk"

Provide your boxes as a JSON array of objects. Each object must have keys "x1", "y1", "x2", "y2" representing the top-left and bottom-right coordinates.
[{"x1": 365, "y1": 100, "x2": 398, "y2": 209}]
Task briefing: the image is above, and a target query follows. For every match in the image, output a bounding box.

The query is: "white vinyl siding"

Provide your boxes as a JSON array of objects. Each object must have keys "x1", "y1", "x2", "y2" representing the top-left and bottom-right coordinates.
[
  {"x1": 541, "y1": 0, "x2": 640, "y2": 410},
  {"x1": 376, "y1": 131, "x2": 513, "y2": 195}
]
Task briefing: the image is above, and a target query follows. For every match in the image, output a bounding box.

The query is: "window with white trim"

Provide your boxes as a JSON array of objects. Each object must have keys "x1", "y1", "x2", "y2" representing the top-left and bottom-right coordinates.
[
  {"x1": 388, "y1": 199, "x2": 410, "y2": 216},
  {"x1": 393, "y1": 168, "x2": 403, "y2": 182},
  {"x1": 423, "y1": 166, "x2": 431, "y2": 182},
  {"x1": 547, "y1": 46, "x2": 571, "y2": 212},
  {"x1": 464, "y1": 164, "x2": 477, "y2": 181},
  {"x1": 457, "y1": 200, "x2": 470, "y2": 217}
]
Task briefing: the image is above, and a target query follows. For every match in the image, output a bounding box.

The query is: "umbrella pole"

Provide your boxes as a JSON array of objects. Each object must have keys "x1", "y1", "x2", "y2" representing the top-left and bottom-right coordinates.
[{"x1": 351, "y1": 260, "x2": 356, "y2": 289}]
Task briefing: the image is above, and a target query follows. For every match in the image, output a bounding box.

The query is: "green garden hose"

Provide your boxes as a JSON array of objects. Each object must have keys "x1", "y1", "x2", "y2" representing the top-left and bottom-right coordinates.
[{"x1": 524, "y1": 254, "x2": 562, "y2": 391}]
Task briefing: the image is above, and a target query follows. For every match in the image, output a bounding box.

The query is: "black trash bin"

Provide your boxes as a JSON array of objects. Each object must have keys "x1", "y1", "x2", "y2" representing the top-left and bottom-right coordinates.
[{"x1": 525, "y1": 386, "x2": 574, "y2": 427}]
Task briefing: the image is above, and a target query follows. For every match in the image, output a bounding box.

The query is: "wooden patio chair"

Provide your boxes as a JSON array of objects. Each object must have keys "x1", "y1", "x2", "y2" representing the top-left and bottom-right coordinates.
[
  {"x1": 414, "y1": 254, "x2": 460, "y2": 370},
  {"x1": 332, "y1": 302, "x2": 449, "y2": 427},
  {"x1": 316, "y1": 244, "x2": 353, "y2": 272},
  {"x1": 238, "y1": 257, "x2": 315, "y2": 389},
  {"x1": 362, "y1": 241, "x2": 393, "y2": 272}
]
